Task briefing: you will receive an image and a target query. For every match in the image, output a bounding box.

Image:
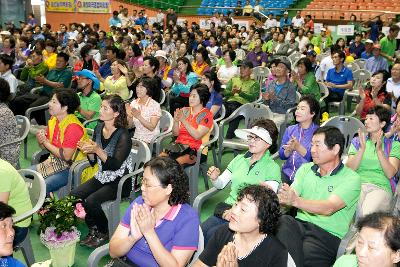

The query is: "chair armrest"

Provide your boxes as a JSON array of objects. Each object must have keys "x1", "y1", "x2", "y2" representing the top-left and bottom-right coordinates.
[
  {"x1": 30, "y1": 86, "x2": 42, "y2": 94},
  {"x1": 83, "y1": 118, "x2": 100, "y2": 127},
  {"x1": 193, "y1": 187, "x2": 221, "y2": 214},
  {"x1": 25, "y1": 103, "x2": 49, "y2": 119},
  {"x1": 31, "y1": 149, "x2": 49, "y2": 165},
  {"x1": 149, "y1": 128, "x2": 173, "y2": 154},
  {"x1": 87, "y1": 243, "x2": 110, "y2": 267},
  {"x1": 72, "y1": 160, "x2": 92, "y2": 188},
  {"x1": 116, "y1": 167, "x2": 144, "y2": 203}
]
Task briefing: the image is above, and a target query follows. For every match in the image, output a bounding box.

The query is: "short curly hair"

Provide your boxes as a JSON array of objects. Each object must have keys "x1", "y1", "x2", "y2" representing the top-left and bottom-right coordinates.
[
  {"x1": 237, "y1": 184, "x2": 281, "y2": 235},
  {"x1": 144, "y1": 156, "x2": 189, "y2": 205},
  {"x1": 54, "y1": 89, "x2": 80, "y2": 114}
]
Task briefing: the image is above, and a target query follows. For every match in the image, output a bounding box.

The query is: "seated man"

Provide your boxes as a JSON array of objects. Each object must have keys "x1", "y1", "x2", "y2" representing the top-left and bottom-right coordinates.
[
  {"x1": 262, "y1": 58, "x2": 297, "y2": 130},
  {"x1": 98, "y1": 45, "x2": 118, "y2": 79},
  {"x1": 223, "y1": 60, "x2": 260, "y2": 139},
  {"x1": 0, "y1": 54, "x2": 18, "y2": 96},
  {"x1": 17, "y1": 49, "x2": 49, "y2": 93},
  {"x1": 365, "y1": 44, "x2": 389, "y2": 73},
  {"x1": 246, "y1": 38, "x2": 268, "y2": 67},
  {"x1": 10, "y1": 52, "x2": 72, "y2": 125},
  {"x1": 277, "y1": 126, "x2": 361, "y2": 267},
  {"x1": 0, "y1": 158, "x2": 33, "y2": 247},
  {"x1": 324, "y1": 50, "x2": 354, "y2": 112},
  {"x1": 75, "y1": 69, "x2": 101, "y2": 129}
]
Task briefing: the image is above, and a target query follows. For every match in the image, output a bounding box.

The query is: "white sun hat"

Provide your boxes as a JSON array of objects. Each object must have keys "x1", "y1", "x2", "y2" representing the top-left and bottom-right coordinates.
[{"x1": 234, "y1": 126, "x2": 272, "y2": 144}]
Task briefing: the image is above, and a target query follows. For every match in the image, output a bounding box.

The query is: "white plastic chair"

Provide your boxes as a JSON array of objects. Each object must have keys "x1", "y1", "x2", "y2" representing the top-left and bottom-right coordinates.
[{"x1": 148, "y1": 110, "x2": 173, "y2": 155}]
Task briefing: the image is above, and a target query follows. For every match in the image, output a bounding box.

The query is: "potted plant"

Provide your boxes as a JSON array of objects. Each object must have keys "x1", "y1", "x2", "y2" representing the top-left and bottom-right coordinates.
[{"x1": 38, "y1": 196, "x2": 81, "y2": 267}]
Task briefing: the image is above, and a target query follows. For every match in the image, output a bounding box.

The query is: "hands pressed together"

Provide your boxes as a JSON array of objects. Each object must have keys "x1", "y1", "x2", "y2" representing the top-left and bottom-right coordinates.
[{"x1": 129, "y1": 203, "x2": 156, "y2": 241}]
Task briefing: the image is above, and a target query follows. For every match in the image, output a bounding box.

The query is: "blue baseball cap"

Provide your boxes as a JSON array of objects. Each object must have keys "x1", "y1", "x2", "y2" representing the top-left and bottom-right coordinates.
[{"x1": 74, "y1": 69, "x2": 100, "y2": 90}]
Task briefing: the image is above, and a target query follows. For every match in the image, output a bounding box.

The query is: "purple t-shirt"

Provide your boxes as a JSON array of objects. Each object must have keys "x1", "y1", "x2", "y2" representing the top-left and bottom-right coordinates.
[{"x1": 120, "y1": 196, "x2": 200, "y2": 267}]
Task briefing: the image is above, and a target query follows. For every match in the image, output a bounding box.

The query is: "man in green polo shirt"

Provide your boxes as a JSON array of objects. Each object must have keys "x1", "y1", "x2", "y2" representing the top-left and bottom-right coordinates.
[
  {"x1": 0, "y1": 159, "x2": 32, "y2": 246},
  {"x1": 277, "y1": 126, "x2": 361, "y2": 267},
  {"x1": 380, "y1": 24, "x2": 400, "y2": 64},
  {"x1": 223, "y1": 60, "x2": 260, "y2": 139},
  {"x1": 74, "y1": 69, "x2": 101, "y2": 129}
]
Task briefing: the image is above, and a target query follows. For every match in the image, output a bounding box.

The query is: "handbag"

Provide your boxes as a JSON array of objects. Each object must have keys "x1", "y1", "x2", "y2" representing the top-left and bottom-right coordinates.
[{"x1": 37, "y1": 154, "x2": 70, "y2": 178}]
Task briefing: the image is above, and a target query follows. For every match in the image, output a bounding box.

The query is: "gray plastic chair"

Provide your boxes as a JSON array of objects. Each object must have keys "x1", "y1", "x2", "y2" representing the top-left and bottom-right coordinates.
[
  {"x1": 321, "y1": 116, "x2": 365, "y2": 155},
  {"x1": 0, "y1": 115, "x2": 30, "y2": 168},
  {"x1": 159, "y1": 88, "x2": 166, "y2": 105},
  {"x1": 149, "y1": 110, "x2": 173, "y2": 155},
  {"x1": 13, "y1": 169, "x2": 46, "y2": 267},
  {"x1": 218, "y1": 103, "x2": 273, "y2": 167},
  {"x1": 252, "y1": 66, "x2": 271, "y2": 88},
  {"x1": 391, "y1": 182, "x2": 400, "y2": 217},
  {"x1": 354, "y1": 58, "x2": 367, "y2": 70},
  {"x1": 87, "y1": 226, "x2": 204, "y2": 267},
  {"x1": 344, "y1": 61, "x2": 360, "y2": 72},
  {"x1": 318, "y1": 82, "x2": 330, "y2": 106}
]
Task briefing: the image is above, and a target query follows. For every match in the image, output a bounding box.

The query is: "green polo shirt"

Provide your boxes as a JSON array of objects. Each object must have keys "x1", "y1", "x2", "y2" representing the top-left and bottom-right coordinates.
[
  {"x1": 333, "y1": 254, "x2": 357, "y2": 267},
  {"x1": 75, "y1": 91, "x2": 102, "y2": 129},
  {"x1": 262, "y1": 40, "x2": 274, "y2": 53},
  {"x1": 380, "y1": 36, "x2": 397, "y2": 59},
  {"x1": 224, "y1": 77, "x2": 260, "y2": 105},
  {"x1": 292, "y1": 162, "x2": 361, "y2": 239},
  {"x1": 299, "y1": 72, "x2": 321, "y2": 101},
  {"x1": 225, "y1": 151, "x2": 281, "y2": 205},
  {"x1": 41, "y1": 67, "x2": 73, "y2": 96},
  {"x1": 0, "y1": 159, "x2": 33, "y2": 228},
  {"x1": 348, "y1": 138, "x2": 400, "y2": 194}
]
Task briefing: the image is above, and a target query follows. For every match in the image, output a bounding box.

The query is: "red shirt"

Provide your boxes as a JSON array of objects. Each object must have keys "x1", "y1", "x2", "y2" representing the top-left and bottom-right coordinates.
[
  {"x1": 176, "y1": 107, "x2": 213, "y2": 150},
  {"x1": 360, "y1": 89, "x2": 391, "y2": 120},
  {"x1": 46, "y1": 120, "x2": 84, "y2": 148}
]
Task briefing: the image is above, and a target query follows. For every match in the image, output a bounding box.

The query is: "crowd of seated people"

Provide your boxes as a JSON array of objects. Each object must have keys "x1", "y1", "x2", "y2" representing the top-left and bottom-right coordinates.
[{"x1": 1, "y1": 7, "x2": 400, "y2": 267}]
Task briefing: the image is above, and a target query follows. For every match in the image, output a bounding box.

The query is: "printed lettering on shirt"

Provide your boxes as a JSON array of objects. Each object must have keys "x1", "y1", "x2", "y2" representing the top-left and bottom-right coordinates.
[{"x1": 328, "y1": 185, "x2": 334, "y2": 192}]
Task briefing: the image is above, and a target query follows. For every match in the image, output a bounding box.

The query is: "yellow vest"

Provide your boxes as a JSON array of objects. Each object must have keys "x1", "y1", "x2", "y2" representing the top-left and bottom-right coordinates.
[{"x1": 48, "y1": 114, "x2": 98, "y2": 183}]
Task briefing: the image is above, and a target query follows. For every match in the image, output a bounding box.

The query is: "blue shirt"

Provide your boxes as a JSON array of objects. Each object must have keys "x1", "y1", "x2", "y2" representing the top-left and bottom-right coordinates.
[
  {"x1": 361, "y1": 51, "x2": 373, "y2": 59},
  {"x1": 326, "y1": 66, "x2": 354, "y2": 96},
  {"x1": 206, "y1": 90, "x2": 223, "y2": 116},
  {"x1": 365, "y1": 56, "x2": 389, "y2": 73},
  {"x1": 135, "y1": 17, "x2": 147, "y2": 27},
  {"x1": 349, "y1": 42, "x2": 365, "y2": 59},
  {"x1": 121, "y1": 196, "x2": 199, "y2": 267},
  {"x1": 109, "y1": 17, "x2": 121, "y2": 27},
  {"x1": 0, "y1": 257, "x2": 25, "y2": 267},
  {"x1": 280, "y1": 17, "x2": 292, "y2": 28}
]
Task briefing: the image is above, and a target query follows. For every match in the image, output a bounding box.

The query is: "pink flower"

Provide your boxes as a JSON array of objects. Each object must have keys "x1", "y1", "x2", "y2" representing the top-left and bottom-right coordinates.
[{"x1": 74, "y1": 203, "x2": 86, "y2": 219}]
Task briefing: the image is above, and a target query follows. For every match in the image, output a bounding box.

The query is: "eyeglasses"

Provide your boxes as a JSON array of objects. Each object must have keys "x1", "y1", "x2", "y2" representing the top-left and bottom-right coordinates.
[
  {"x1": 141, "y1": 178, "x2": 161, "y2": 189},
  {"x1": 247, "y1": 135, "x2": 261, "y2": 142}
]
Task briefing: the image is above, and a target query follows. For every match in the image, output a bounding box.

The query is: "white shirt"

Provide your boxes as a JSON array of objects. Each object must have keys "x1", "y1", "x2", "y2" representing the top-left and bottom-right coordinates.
[
  {"x1": 217, "y1": 65, "x2": 239, "y2": 84},
  {"x1": 386, "y1": 78, "x2": 400, "y2": 109},
  {"x1": 157, "y1": 12, "x2": 165, "y2": 24},
  {"x1": 264, "y1": 18, "x2": 277, "y2": 29},
  {"x1": 1, "y1": 70, "x2": 18, "y2": 94},
  {"x1": 295, "y1": 36, "x2": 309, "y2": 52},
  {"x1": 292, "y1": 16, "x2": 305, "y2": 28},
  {"x1": 317, "y1": 56, "x2": 334, "y2": 81}
]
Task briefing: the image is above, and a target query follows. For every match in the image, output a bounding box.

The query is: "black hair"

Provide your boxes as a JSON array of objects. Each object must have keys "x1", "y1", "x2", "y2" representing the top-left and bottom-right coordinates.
[
  {"x1": 45, "y1": 39, "x2": 56, "y2": 49},
  {"x1": 203, "y1": 70, "x2": 221, "y2": 93},
  {"x1": 298, "y1": 95, "x2": 320, "y2": 123},
  {"x1": 137, "y1": 76, "x2": 156, "y2": 98},
  {"x1": 313, "y1": 126, "x2": 345, "y2": 157},
  {"x1": 334, "y1": 50, "x2": 346, "y2": 63},
  {"x1": 0, "y1": 54, "x2": 14, "y2": 69},
  {"x1": 196, "y1": 46, "x2": 209, "y2": 62},
  {"x1": 0, "y1": 77, "x2": 11, "y2": 102},
  {"x1": 103, "y1": 94, "x2": 128, "y2": 128},
  {"x1": 113, "y1": 10, "x2": 119, "y2": 16},
  {"x1": 144, "y1": 156, "x2": 189, "y2": 205},
  {"x1": 190, "y1": 83, "x2": 210, "y2": 106},
  {"x1": 4, "y1": 37, "x2": 15, "y2": 49},
  {"x1": 177, "y1": 57, "x2": 193, "y2": 74},
  {"x1": 106, "y1": 45, "x2": 119, "y2": 55},
  {"x1": 0, "y1": 202, "x2": 15, "y2": 221},
  {"x1": 224, "y1": 49, "x2": 236, "y2": 62},
  {"x1": 131, "y1": 43, "x2": 142, "y2": 57},
  {"x1": 251, "y1": 119, "x2": 279, "y2": 154},
  {"x1": 80, "y1": 44, "x2": 93, "y2": 59},
  {"x1": 143, "y1": 56, "x2": 160, "y2": 73},
  {"x1": 366, "y1": 106, "x2": 391, "y2": 132},
  {"x1": 357, "y1": 212, "x2": 400, "y2": 256},
  {"x1": 57, "y1": 52, "x2": 69, "y2": 63},
  {"x1": 153, "y1": 40, "x2": 163, "y2": 50},
  {"x1": 54, "y1": 88, "x2": 80, "y2": 114},
  {"x1": 269, "y1": 58, "x2": 281, "y2": 68},
  {"x1": 237, "y1": 184, "x2": 280, "y2": 234},
  {"x1": 389, "y1": 24, "x2": 400, "y2": 33},
  {"x1": 296, "y1": 57, "x2": 313, "y2": 73}
]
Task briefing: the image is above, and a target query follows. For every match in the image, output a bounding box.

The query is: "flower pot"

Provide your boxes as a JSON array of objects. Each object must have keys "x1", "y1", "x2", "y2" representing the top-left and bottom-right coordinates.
[
  {"x1": 48, "y1": 241, "x2": 77, "y2": 267},
  {"x1": 40, "y1": 227, "x2": 81, "y2": 267}
]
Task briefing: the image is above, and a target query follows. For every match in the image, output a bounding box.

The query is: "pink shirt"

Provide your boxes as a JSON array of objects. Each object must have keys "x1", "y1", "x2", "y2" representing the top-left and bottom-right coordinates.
[{"x1": 130, "y1": 97, "x2": 161, "y2": 143}]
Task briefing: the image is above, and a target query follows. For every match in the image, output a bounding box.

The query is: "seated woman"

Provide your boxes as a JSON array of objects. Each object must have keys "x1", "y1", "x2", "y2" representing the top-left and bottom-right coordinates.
[
  {"x1": 217, "y1": 50, "x2": 239, "y2": 87},
  {"x1": 0, "y1": 202, "x2": 25, "y2": 267},
  {"x1": 162, "y1": 83, "x2": 213, "y2": 166},
  {"x1": 201, "y1": 70, "x2": 223, "y2": 116},
  {"x1": 194, "y1": 184, "x2": 288, "y2": 267},
  {"x1": 201, "y1": 119, "x2": 281, "y2": 244},
  {"x1": 279, "y1": 96, "x2": 320, "y2": 184},
  {"x1": 356, "y1": 70, "x2": 391, "y2": 121},
  {"x1": 292, "y1": 57, "x2": 321, "y2": 102},
  {"x1": 99, "y1": 59, "x2": 130, "y2": 101},
  {"x1": 109, "y1": 157, "x2": 200, "y2": 267},
  {"x1": 347, "y1": 106, "x2": 400, "y2": 216},
  {"x1": 0, "y1": 78, "x2": 20, "y2": 168},
  {"x1": 33, "y1": 89, "x2": 88, "y2": 195},
  {"x1": 71, "y1": 94, "x2": 133, "y2": 248},
  {"x1": 169, "y1": 57, "x2": 199, "y2": 115},
  {"x1": 192, "y1": 47, "x2": 210, "y2": 77},
  {"x1": 333, "y1": 212, "x2": 400, "y2": 267},
  {"x1": 126, "y1": 77, "x2": 161, "y2": 144}
]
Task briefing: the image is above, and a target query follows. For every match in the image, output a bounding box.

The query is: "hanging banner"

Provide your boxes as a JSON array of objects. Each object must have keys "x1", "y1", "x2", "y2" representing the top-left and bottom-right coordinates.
[
  {"x1": 76, "y1": 0, "x2": 111, "y2": 13},
  {"x1": 45, "y1": 0, "x2": 75, "y2": 12}
]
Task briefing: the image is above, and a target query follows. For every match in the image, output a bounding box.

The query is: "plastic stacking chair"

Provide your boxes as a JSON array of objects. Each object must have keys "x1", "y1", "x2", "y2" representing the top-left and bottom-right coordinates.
[
  {"x1": 13, "y1": 169, "x2": 46, "y2": 267},
  {"x1": 321, "y1": 116, "x2": 365, "y2": 154},
  {"x1": 149, "y1": 110, "x2": 173, "y2": 155},
  {"x1": 87, "y1": 227, "x2": 205, "y2": 267},
  {"x1": 252, "y1": 66, "x2": 271, "y2": 87}
]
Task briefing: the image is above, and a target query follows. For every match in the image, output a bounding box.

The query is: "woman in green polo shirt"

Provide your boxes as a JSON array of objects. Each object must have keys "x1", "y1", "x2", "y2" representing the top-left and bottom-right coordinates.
[
  {"x1": 201, "y1": 119, "x2": 281, "y2": 245},
  {"x1": 333, "y1": 212, "x2": 400, "y2": 267},
  {"x1": 347, "y1": 106, "x2": 400, "y2": 215},
  {"x1": 292, "y1": 57, "x2": 321, "y2": 102}
]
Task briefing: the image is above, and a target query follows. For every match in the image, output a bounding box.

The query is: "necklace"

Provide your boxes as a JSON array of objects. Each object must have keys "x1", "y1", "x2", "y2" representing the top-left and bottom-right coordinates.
[
  {"x1": 0, "y1": 257, "x2": 8, "y2": 267},
  {"x1": 233, "y1": 233, "x2": 267, "y2": 260}
]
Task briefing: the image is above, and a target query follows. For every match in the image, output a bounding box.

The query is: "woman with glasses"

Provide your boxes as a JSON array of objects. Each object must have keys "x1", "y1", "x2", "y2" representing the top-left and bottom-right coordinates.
[
  {"x1": 201, "y1": 119, "x2": 281, "y2": 245},
  {"x1": 109, "y1": 156, "x2": 200, "y2": 267}
]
